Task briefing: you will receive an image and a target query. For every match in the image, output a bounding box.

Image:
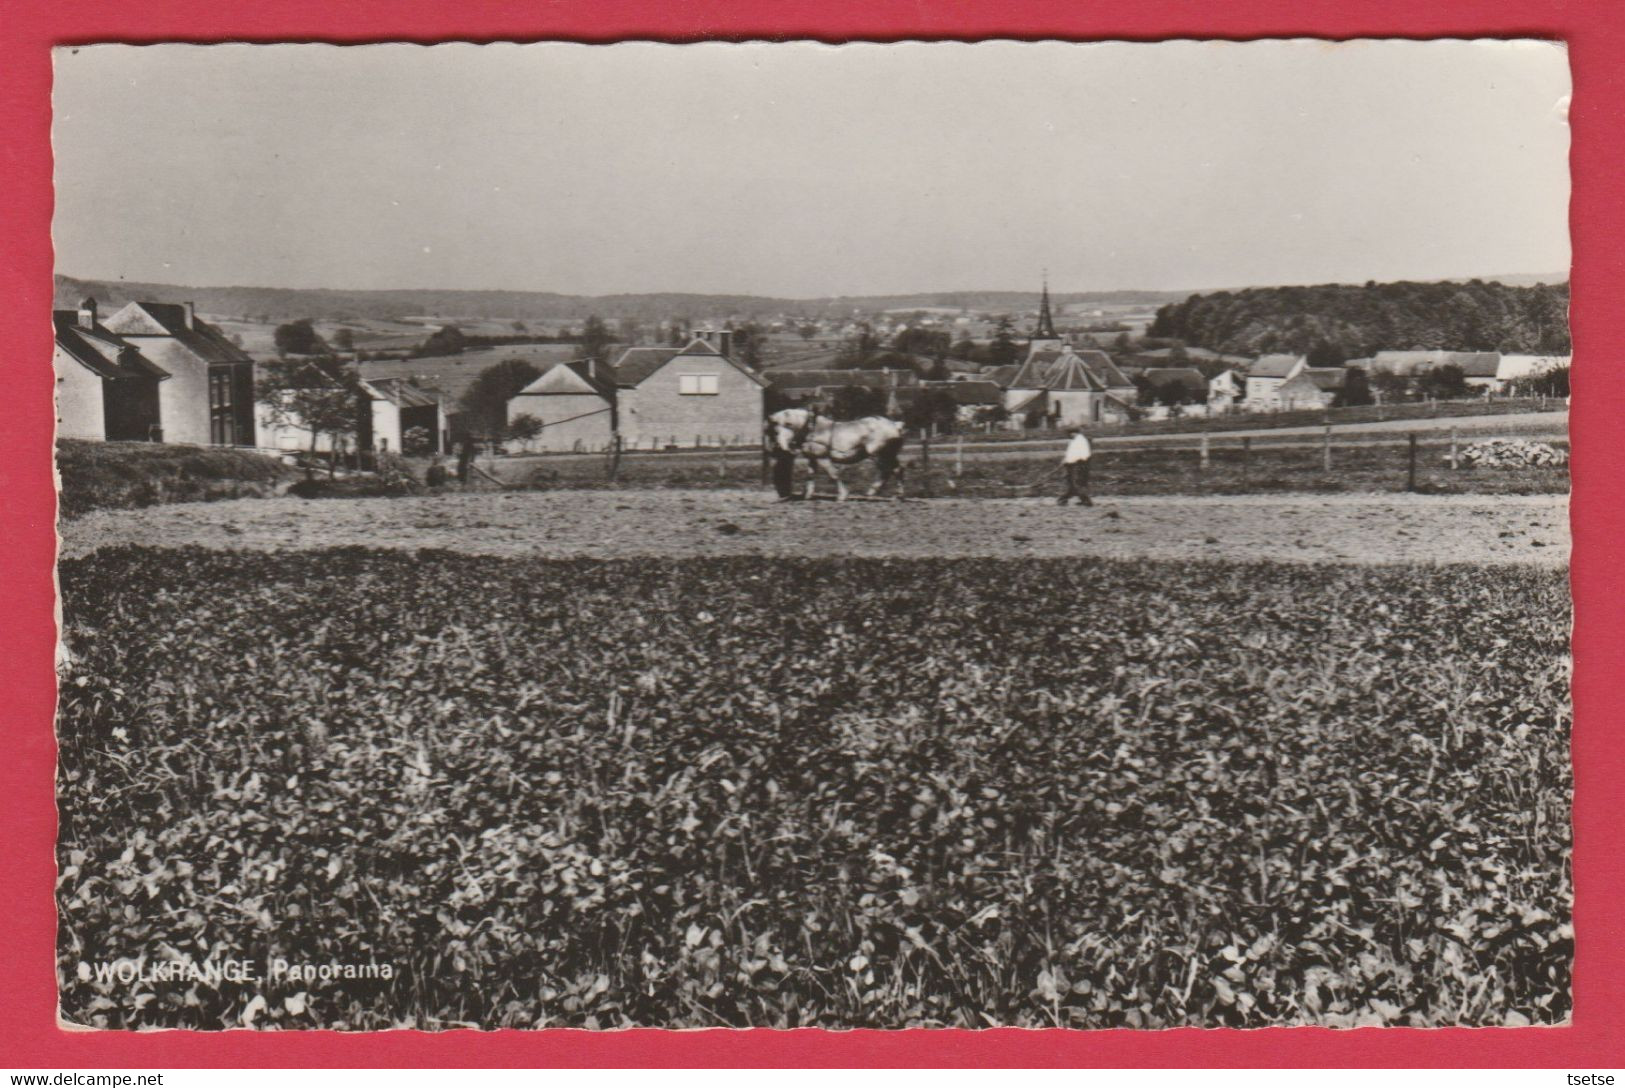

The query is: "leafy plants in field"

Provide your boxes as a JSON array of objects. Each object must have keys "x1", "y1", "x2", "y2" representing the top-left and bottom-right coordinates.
[{"x1": 56, "y1": 550, "x2": 1571, "y2": 1029}]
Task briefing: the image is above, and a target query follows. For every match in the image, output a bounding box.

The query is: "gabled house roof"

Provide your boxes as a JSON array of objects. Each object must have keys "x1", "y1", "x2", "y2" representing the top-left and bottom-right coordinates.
[
  {"x1": 1008, "y1": 347, "x2": 1132, "y2": 393},
  {"x1": 612, "y1": 339, "x2": 767, "y2": 389},
  {"x1": 101, "y1": 301, "x2": 252, "y2": 364},
  {"x1": 1303, "y1": 367, "x2": 1349, "y2": 391},
  {"x1": 920, "y1": 380, "x2": 1003, "y2": 406},
  {"x1": 982, "y1": 365, "x2": 1021, "y2": 388},
  {"x1": 53, "y1": 310, "x2": 170, "y2": 381},
  {"x1": 765, "y1": 368, "x2": 917, "y2": 392},
  {"x1": 513, "y1": 361, "x2": 617, "y2": 401},
  {"x1": 1248, "y1": 354, "x2": 1306, "y2": 379},
  {"x1": 1370, "y1": 350, "x2": 1500, "y2": 375},
  {"x1": 361, "y1": 376, "x2": 444, "y2": 408}
]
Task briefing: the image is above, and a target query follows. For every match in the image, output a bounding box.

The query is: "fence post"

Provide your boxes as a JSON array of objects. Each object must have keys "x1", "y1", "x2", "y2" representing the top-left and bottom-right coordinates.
[
  {"x1": 1242, "y1": 436, "x2": 1251, "y2": 482},
  {"x1": 760, "y1": 442, "x2": 770, "y2": 485},
  {"x1": 955, "y1": 434, "x2": 964, "y2": 480},
  {"x1": 1322, "y1": 423, "x2": 1332, "y2": 473},
  {"x1": 1200, "y1": 433, "x2": 1210, "y2": 472},
  {"x1": 608, "y1": 434, "x2": 622, "y2": 483},
  {"x1": 1449, "y1": 427, "x2": 1459, "y2": 470},
  {"x1": 717, "y1": 439, "x2": 726, "y2": 479},
  {"x1": 1407, "y1": 433, "x2": 1418, "y2": 492}
]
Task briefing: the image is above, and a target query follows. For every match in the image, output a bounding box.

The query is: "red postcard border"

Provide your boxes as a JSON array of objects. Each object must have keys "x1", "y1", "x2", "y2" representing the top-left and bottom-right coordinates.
[{"x1": 2, "y1": 0, "x2": 1620, "y2": 1069}]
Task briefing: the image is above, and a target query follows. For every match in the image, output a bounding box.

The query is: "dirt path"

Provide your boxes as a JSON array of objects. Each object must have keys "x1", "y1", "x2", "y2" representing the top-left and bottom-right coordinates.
[{"x1": 60, "y1": 489, "x2": 1569, "y2": 566}]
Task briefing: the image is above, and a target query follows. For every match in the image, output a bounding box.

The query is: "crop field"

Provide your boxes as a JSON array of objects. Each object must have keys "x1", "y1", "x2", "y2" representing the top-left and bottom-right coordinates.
[{"x1": 57, "y1": 548, "x2": 1571, "y2": 1030}]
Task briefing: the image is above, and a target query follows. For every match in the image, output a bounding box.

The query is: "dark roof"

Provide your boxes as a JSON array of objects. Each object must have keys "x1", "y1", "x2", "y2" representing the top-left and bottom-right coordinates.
[
  {"x1": 613, "y1": 338, "x2": 767, "y2": 389},
  {"x1": 98, "y1": 302, "x2": 252, "y2": 364},
  {"x1": 1249, "y1": 354, "x2": 1305, "y2": 378},
  {"x1": 610, "y1": 347, "x2": 679, "y2": 387},
  {"x1": 766, "y1": 369, "x2": 916, "y2": 391},
  {"x1": 1141, "y1": 367, "x2": 1209, "y2": 396},
  {"x1": 922, "y1": 380, "x2": 1002, "y2": 406},
  {"x1": 114, "y1": 302, "x2": 253, "y2": 364},
  {"x1": 1303, "y1": 367, "x2": 1349, "y2": 391},
  {"x1": 363, "y1": 376, "x2": 443, "y2": 408},
  {"x1": 53, "y1": 311, "x2": 170, "y2": 381},
  {"x1": 982, "y1": 365, "x2": 1021, "y2": 387}
]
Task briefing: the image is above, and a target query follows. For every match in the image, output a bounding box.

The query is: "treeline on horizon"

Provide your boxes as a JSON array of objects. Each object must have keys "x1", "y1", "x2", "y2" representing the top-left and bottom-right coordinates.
[
  {"x1": 52, "y1": 275, "x2": 1185, "y2": 325},
  {"x1": 1149, "y1": 280, "x2": 1571, "y2": 362}
]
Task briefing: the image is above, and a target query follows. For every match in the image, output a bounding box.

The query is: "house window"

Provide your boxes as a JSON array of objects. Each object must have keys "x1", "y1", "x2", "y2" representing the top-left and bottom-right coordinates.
[{"x1": 679, "y1": 373, "x2": 720, "y2": 396}]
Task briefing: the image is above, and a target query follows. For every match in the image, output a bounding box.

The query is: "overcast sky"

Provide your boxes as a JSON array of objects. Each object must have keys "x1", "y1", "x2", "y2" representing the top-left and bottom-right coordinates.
[{"x1": 52, "y1": 40, "x2": 1570, "y2": 297}]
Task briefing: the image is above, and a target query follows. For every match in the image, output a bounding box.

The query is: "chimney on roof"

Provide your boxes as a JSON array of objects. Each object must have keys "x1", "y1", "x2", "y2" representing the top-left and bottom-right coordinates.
[
  {"x1": 77, "y1": 297, "x2": 97, "y2": 329},
  {"x1": 697, "y1": 328, "x2": 732, "y2": 358},
  {"x1": 182, "y1": 301, "x2": 195, "y2": 330}
]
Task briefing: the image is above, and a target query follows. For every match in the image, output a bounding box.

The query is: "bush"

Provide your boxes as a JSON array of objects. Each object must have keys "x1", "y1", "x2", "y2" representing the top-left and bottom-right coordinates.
[
  {"x1": 56, "y1": 440, "x2": 293, "y2": 519},
  {"x1": 56, "y1": 551, "x2": 1571, "y2": 1030}
]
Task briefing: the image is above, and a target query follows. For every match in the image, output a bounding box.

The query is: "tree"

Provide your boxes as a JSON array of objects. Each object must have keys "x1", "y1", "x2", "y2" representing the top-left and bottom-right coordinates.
[
  {"x1": 950, "y1": 337, "x2": 980, "y2": 363},
  {"x1": 901, "y1": 389, "x2": 959, "y2": 434},
  {"x1": 512, "y1": 319, "x2": 529, "y2": 333},
  {"x1": 331, "y1": 327, "x2": 356, "y2": 353},
  {"x1": 579, "y1": 315, "x2": 615, "y2": 368},
  {"x1": 458, "y1": 358, "x2": 544, "y2": 439},
  {"x1": 505, "y1": 412, "x2": 545, "y2": 451},
  {"x1": 1338, "y1": 367, "x2": 1374, "y2": 407},
  {"x1": 1416, "y1": 363, "x2": 1468, "y2": 401},
  {"x1": 836, "y1": 323, "x2": 882, "y2": 367},
  {"x1": 798, "y1": 323, "x2": 818, "y2": 341},
  {"x1": 273, "y1": 318, "x2": 328, "y2": 357},
  {"x1": 1370, "y1": 369, "x2": 1412, "y2": 403},
  {"x1": 828, "y1": 386, "x2": 887, "y2": 419},
  {"x1": 1510, "y1": 363, "x2": 1569, "y2": 398},
  {"x1": 732, "y1": 322, "x2": 767, "y2": 369},
  {"x1": 1112, "y1": 331, "x2": 1133, "y2": 353},
  {"x1": 256, "y1": 356, "x2": 362, "y2": 453},
  {"x1": 987, "y1": 316, "x2": 1019, "y2": 369},
  {"x1": 414, "y1": 324, "x2": 466, "y2": 358}
]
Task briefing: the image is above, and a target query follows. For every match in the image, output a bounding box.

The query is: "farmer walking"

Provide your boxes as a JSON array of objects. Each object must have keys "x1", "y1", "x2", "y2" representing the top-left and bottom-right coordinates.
[{"x1": 1058, "y1": 425, "x2": 1094, "y2": 506}]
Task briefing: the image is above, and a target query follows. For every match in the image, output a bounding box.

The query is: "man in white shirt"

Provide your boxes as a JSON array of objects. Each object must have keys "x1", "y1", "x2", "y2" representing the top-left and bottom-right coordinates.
[{"x1": 1058, "y1": 427, "x2": 1094, "y2": 506}]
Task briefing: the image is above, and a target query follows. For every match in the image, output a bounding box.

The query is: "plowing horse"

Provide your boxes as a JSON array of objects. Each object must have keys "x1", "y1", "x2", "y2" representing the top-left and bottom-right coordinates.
[{"x1": 765, "y1": 408, "x2": 907, "y2": 502}]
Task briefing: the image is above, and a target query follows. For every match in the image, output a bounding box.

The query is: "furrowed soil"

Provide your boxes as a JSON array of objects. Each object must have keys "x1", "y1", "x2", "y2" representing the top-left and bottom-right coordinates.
[{"x1": 59, "y1": 488, "x2": 1569, "y2": 566}]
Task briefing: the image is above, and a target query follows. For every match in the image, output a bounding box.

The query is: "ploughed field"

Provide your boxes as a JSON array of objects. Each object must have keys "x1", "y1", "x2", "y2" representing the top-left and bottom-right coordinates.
[
  {"x1": 58, "y1": 489, "x2": 1569, "y2": 566},
  {"x1": 57, "y1": 549, "x2": 1571, "y2": 1029}
]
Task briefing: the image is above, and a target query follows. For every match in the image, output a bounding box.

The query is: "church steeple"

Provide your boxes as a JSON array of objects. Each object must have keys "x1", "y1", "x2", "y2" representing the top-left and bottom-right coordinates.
[{"x1": 1034, "y1": 274, "x2": 1058, "y2": 340}]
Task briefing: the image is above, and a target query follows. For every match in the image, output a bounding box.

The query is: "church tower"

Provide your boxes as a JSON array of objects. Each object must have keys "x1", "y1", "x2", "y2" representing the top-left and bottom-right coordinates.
[{"x1": 1026, "y1": 275, "x2": 1064, "y2": 360}]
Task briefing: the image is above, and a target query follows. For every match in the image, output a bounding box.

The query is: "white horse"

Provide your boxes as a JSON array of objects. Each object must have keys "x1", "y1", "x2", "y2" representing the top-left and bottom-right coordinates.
[{"x1": 765, "y1": 407, "x2": 907, "y2": 501}]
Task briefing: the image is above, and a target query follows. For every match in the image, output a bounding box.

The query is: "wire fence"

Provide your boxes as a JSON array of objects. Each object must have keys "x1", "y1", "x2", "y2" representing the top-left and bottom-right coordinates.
[{"x1": 483, "y1": 425, "x2": 1567, "y2": 499}]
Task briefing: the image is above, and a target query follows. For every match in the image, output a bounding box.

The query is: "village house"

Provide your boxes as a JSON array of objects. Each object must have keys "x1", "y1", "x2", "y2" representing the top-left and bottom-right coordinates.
[
  {"x1": 1004, "y1": 345, "x2": 1137, "y2": 427},
  {"x1": 360, "y1": 378, "x2": 450, "y2": 454},
  {"x1": 510, "y1": 331, "x2": 766, "y2": 451},
  {"x1": 100, "y1": 299, "x2": 259, "y2": 446},
  {"x1": 996, "y1": 284, "x2": 1137, "y2": 427},
  {"x1": 1243, "y1": 354, "x2": 1308, "y2": 409},
  {"x1": 1274, "y1": 367, "x2": 1338, "y2": 411},
  {"x1": 53, "y1": 298, "x2": 168, "y2": 442},
  {"x1": 506, "y1": 360, "x2": 618, "y2": 452},
  {"x1": 1368, "y1": 350, "x2": 1500, "y2": 378},
  {"x1": 616, "y1": 332, "x2": 766, "y2": 448},
  {"x1": 1468, "y1": 354, "x2": 1569, "y2": 393},
  {"x1": 1208, "y1": 369, "x2": 1244, "y2": 411}
]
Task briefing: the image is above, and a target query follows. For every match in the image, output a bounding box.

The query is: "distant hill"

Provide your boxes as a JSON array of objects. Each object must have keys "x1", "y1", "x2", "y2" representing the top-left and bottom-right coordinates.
[
  {"x1": 1149, "y1": 279, "x2": 1571, "y2": 359},
  {"x1": 53, "y1": 274, "x2": 1188, "y2": 325}
]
